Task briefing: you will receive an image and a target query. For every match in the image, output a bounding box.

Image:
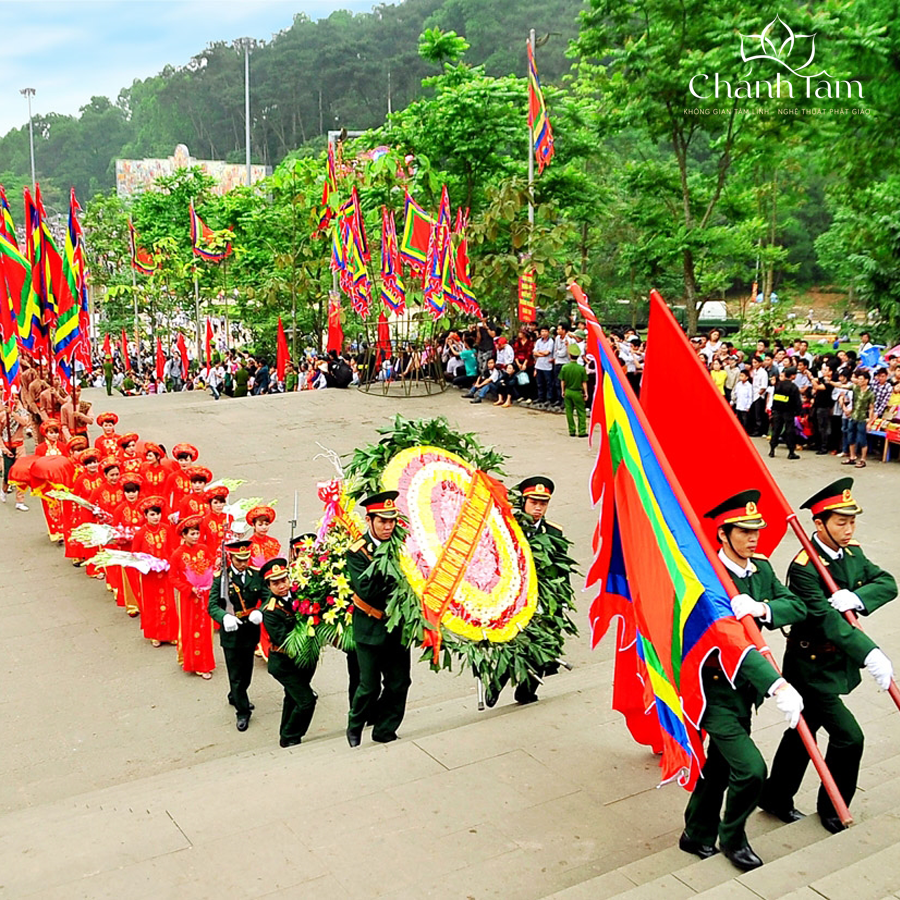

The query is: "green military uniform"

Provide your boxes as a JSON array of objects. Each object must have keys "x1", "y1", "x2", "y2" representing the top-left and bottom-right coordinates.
[
  {"x1": 233, "y1": 366, "x2": 250, "y2": 398},
  {"x1": 559, "y1": 344, "x2": 588, "y2": 437},
  {"x1": 345, "y1": 492, "x2": 410, "y2": 745},
  {"x1": 762, "y1": 510, "x2": 896, "y2": 825},
  {"x1": 260, "y1": 559, "x2": 318, "y2": 747},
  {"x1": 346, "y1": 529, "x2": 411, "y2": 743},
  {"x1": 207, "y1": 553, "x2": 266, "y2": 724},
  {"x1": 684, "y1": 553, "x2": 806, "y2": 852}
]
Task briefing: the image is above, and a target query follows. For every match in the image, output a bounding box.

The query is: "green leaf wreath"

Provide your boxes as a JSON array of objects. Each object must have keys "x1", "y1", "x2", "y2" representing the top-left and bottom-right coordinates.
[{"x1": 342, "y1": 415, "x2": 579, "y2": 692}]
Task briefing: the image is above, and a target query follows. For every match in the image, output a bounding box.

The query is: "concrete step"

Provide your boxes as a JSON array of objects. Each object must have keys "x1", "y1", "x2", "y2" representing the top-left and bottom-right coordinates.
[{"x1": 546, "y1": 762, "x2": 900, "y2": 900}]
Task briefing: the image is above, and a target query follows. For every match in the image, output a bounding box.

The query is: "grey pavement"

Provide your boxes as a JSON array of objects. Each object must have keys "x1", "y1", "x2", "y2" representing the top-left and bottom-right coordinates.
[{"x1": 1, "y1": 385, "x2": 899, "y2": 898}]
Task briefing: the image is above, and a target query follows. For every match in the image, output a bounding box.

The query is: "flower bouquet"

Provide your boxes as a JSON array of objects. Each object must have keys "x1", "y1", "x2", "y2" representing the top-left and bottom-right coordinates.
[{"x1": 280, "y1": 529, "x2": 356, "y2": 668}]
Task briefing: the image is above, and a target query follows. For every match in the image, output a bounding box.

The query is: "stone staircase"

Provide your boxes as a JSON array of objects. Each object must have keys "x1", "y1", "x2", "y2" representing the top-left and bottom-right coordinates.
[{"x1": 546, "y1": 767, "x2": 900, "y2": 899}]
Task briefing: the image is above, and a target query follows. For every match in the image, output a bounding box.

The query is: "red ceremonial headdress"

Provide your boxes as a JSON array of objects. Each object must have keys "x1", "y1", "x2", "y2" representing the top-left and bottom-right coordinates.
[{"x1": 246, "y1": 505, "x2": 276, "y2": 525}]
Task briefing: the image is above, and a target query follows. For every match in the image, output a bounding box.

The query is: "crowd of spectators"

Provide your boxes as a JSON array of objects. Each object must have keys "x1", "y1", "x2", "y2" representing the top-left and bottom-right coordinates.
[{"x1": 689, "y1": 328, "x2": 900, "y2": 468}]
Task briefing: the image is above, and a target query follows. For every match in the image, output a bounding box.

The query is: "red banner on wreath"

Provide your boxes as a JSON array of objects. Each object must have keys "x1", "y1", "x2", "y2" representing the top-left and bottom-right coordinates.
[{"x1": 518, "y1": 269, "x2": 536, "y2": 322}]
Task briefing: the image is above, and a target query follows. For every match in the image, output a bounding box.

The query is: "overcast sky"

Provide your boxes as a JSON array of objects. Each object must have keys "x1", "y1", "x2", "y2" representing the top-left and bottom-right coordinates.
[{"x1": 0, "y1": 0, "x2": 375, "y2": 138}]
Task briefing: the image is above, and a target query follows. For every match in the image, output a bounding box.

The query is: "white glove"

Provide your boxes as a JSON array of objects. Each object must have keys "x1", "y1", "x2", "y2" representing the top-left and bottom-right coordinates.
[
  {"x1": 773, "y1": 681, "x2": 804, "y2": 729},
  {"x1": 865, "y1": 648, "x2": 894, "y2": 691},
  {"x1": 248, "y1": 609, "x2": 263, "y2": 625},
  {"x1": 731, "y1": 593, "x2": 767, "y2": 620},
  {"x1": 829, "y1": 589, "x2": 864, "y2": 613},
  {"x1": 222, "y1": 613, "x2": 240, "y2": 632}
]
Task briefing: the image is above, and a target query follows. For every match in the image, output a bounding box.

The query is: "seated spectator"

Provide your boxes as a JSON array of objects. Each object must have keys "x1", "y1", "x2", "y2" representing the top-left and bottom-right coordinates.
[
  {"x1": 451, "y1": 336, "x2": 479, "y2": 390},
  {"x1": 463, "y1": 358, "x2": 500, "y2": 404},
  {"x1": 494, "y1": 363, "x2": 520, "y2": 408}
]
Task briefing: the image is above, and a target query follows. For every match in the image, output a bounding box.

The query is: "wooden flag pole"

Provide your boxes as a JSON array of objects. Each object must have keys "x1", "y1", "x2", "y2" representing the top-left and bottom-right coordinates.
[{"x1": 786, "y1": 514, "x2": 900, "y2": 712}]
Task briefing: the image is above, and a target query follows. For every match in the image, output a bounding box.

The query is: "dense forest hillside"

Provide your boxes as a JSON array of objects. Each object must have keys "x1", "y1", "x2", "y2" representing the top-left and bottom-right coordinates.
[{"x1": 0, "y1": 0, "x2": 585, "y2": 206}]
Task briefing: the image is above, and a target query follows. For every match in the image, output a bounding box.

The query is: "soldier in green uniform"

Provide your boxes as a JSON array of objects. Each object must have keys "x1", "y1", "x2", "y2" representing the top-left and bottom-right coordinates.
[
  {"x1": 761, "y1": 478, "x2": 896, "y2": 833},
  {"x1": 207, "y1": 540, "x2": 266, "y2": 731},
  {"x1": 681, "y1": 490, "x2": 806, "y2": 871},
  {"x1": 485, "y1": 476, "x2": 578, "y2": 707},
  {"x1": 345, "y1": 491, "x2": 411, "y2": 747},
  {"x1": 260, "y1": 557, "x2": 319, "y2": 748}
]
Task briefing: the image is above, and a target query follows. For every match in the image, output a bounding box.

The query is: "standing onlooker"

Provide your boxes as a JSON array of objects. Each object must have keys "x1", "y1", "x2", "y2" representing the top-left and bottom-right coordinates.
[
  {"x1": 844, "y1": 369, "x2": 874, "y2": 468},
  {"x1": 768, "y1": 367, "x2": 802, "y2": 459},
  {"x1": 474, "y1": 321, "x2": 494, "y2": 375},
  {"x1": 731, "y1": 369, "x2": 755, "y2": 434},
  {"x1": 533, "y1": 325, "x2": 555, "y2": 407},
  {"x1": 551, "y1": 322, "x2": 574, "y2": 407},
  {"x1": 811, "y1": 364, "x2": 834, "y2": 454},
  {"x1": 751, "y1": 357, "x2": 770, "y2": 437}
]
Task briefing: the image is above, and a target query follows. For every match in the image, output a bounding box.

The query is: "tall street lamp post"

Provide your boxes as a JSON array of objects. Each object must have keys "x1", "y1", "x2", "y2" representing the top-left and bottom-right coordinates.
[{"x1": 20, "y1": 88, "x2": 36, "y2": 190}]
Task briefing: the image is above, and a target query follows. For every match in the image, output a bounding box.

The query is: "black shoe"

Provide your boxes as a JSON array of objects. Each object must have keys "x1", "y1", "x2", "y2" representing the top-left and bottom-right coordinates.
[
  {"x1": 819, "y1": 814, "x2": 846, "y2": 834},
  {"x1": 372, "y1": 733, "x2": 398, "y2": 743},
  {"x1": 788, "y1": 452, "x2": 800, "y2": 460},
  {"x1": 816, "y1": 449, "x2": 828, "y2": 455},
  {"x1": 768, "y1": 448, "x2": 776, "y2": 458},
  {"x1": 279, "y1": 737, "x2": 302, "y2": 748},
  {"x1": 470, "y1": 398, "x2": 482, "y2": 404},
  {"x1": 249, "y1": 703, "x2": 255, "y2": 711},
  {"x1": 678, "y1": 832, "x2": 718, "y2": 860},
  {"x1": 723, "y1": 844, "x2": 763, "y2": 870},
  {"x1": 760, "y1": 803, "x2": 805, "y2": 823},
  {"x1": 236, "y1": 715, "x2": 250, "y2": 732},
  {"x1": 346, "y1": 727, "x2": 362, "y2": 747},
  {"x1": 514, "y1": 686, "x2": 539, "y2": 705}
]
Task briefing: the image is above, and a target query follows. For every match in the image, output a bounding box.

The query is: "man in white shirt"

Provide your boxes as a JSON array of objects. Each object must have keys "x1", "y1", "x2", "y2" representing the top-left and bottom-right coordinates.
[
  {"x1": 552, "y1": 323, "x2": 574, "y2": 407},
  {"x1": 751, "y1": 357, "x2": 770, "y2": 437},
  {"x1": 495, "y1": 336, "x2": 514, "y2": 367},
  {"x1": 533, "y1": 326, "x2": 555, "y2": 407}
]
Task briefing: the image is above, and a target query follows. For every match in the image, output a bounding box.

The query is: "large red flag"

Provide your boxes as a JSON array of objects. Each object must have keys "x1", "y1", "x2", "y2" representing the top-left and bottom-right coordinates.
[
  {"x1": 276, "y1": 317, "x2": 289, "y2": 382},
  {"x1": 102, "y1": 332, "x2": 111, "y2": 358},
  {"x1": 176, "y1": 332, "x2": 189, "y2": 380},
  {"x1": 120, "y1": 328, "x2": 131, "y2": 372},
  {"x1": 376, "y1": 311, "x2": 392, "y2": 361},
  {"x1": 205, "y1": 318, "x2": 213, "y2": 368},
  {"x1": 640, "y1": 290, "x2": 792, "y2": 556},
  {"x1": 156, "y1": 337, "x2": 165, "y2": 382},
  {"x1": 326, "y1": 293, "x2": 343, "y2": 354}
]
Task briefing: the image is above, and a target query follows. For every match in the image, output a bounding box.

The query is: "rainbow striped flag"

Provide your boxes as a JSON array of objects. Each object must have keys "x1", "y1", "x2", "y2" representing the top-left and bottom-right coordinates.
[
  {"x1": 190, "y1": 202, "x2": 232, "y2": 262},
  {"x1": 53, "y1": 189, "x2": 84, "y2": 383},
  {"x1": 527, "y1": 41, "x2": 554, "y2": 174},
  {"x1": 400, "y1": 191, "x2": 433, "y2": 275},
  {"x1": 571, "y1": 283, "x2": 765, "y2": 788}
]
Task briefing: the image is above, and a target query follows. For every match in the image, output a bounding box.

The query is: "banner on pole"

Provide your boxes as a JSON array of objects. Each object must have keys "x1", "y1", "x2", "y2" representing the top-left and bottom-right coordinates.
[{"x1": 518, "y1": 268, "x2": 537, "y2": 322}]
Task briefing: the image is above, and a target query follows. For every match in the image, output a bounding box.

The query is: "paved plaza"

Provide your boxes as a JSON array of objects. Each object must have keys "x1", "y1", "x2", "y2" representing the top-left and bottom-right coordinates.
[{"x1": 2, "y1": 386, "x2": 899, "y2": 899}]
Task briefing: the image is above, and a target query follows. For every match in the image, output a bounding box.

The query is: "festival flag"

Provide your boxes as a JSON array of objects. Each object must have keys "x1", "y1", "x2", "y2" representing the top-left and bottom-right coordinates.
[
  {"x1": 339, "y1": 206, "x2": 372, "y2": 318},
  {"x1": 376, "y1": 311, "x2": 392, "y2": 362},
  {"x1": 0, "y1": 186, "x2": 16, "y2": 246},
  {"x1": 52, "y1": 189, "x2": 85, "y2": 385},
  {"x1": 451, "y1": 208, "x2": 481, "y2": 317},
  {"x1": 205, "y1": 318, "x2": 213, "y2": 368},
  {"x1": 380, "y1": 207, "x2": 406, "y2": 314},
  {"x1": 276, "y1": 316, "x2": 290, "y2": 382},
  {"x1": 0, "y1": 187, "x2": 30, "y2": 355},
  {"x1": 400, "y1": 191, "x2": 433, "y2": 274},
  {"x1": 326, "y1": 292, "x2": 344, "y2": 354},
  {"x1": 527, "y1": 40, "x2": 555, "y2": 174},
  {"x1": 102, "y1": 332, "x2": 112, "y2": 359},
  {"x1": 422, "y1": 186, "x2": 451, "y2": 318},
  {"x1": 129, "y1": 221, "x2": 159, "y2": 275},
  {"x1": 640, "y1": 291, "x2": 794, "y2": 556},
  {"x1": 120, "y1": 328, "x2": 131, "y2": 372},
  {"x1": 571, "y1": 282, "x2": 767, "y2": 788},
  {"x1": 315, "y1": 142, "x2": 339, "y2": 236},
  {"x1": 190, "y1": 202, "x2": 232, "y2": 262},
  {"x1": 21, "y1": 188, "x2": 49, "y2": 358},
  {"x1": 176, "y1": 332, "x2": 190, "y2": 379},
  {"x1": 156, "y1": 337, "x2": 165, "y2": 382},
  {"x1": 0, "y1": 216, "x2": 21, "y2": 395}
]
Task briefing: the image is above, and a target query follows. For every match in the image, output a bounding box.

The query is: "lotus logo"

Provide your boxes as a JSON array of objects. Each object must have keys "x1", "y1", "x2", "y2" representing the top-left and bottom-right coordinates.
[
  {"x1": 687, "y1": 15, "x2": 864, "y2": 103},
  {"x1": 739, "y1": 16, "x2": 818, "y2": 74}
]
